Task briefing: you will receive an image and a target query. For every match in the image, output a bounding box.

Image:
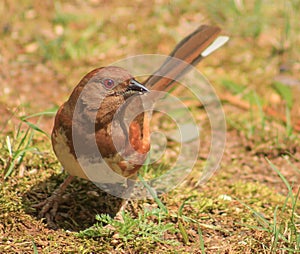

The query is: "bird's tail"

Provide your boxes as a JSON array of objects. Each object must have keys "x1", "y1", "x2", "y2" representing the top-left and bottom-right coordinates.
[{"x1": 144, "y1": 25, "x2": 228, "y2": 91}]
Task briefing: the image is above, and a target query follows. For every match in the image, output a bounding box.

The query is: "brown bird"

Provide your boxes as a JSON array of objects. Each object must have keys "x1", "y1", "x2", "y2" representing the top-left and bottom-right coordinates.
[{"x1": 36, "y1": 25, "x2": 227, "y2": 225}]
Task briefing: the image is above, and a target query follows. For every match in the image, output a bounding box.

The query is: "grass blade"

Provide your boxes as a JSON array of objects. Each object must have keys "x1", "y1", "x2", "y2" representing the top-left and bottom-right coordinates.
[
  {"x1": 197, "y1": 225, "x2": 206, "y2": 254},
  {"x1": 20, "y1": 120, "x2": 50, "y2": 138},
  {"x1": 138, "y1": 174, "x2": 168, "y2": 214}
]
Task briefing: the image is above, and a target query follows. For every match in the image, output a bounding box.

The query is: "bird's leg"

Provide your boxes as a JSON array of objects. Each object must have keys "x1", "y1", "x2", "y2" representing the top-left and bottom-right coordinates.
[
  {"x1": 112, "y1": 199, "x2": 128, "y2": 223},
  {"x1": 33, "y1": 175, "x2": 74, "y2": 227}
]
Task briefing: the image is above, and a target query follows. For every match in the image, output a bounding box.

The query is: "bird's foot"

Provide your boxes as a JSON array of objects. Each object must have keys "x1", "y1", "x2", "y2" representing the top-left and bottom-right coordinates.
[
  {"x1": 33, "y1": 175, "x2": 74, "y2": 229},
  {"x1": 33, "y1": 194, "x2": 61, "y2": 229}
]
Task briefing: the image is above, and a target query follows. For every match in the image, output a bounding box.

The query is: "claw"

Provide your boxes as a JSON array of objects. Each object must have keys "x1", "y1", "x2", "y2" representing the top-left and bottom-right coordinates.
[{"x1": 33, "y1": 175, "x2": 74, "y2": 228}]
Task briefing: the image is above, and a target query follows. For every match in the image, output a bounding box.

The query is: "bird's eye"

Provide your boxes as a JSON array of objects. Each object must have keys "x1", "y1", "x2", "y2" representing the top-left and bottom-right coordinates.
[{"x1": 103, "y1": 79, "x2": 115, "y2": 89}]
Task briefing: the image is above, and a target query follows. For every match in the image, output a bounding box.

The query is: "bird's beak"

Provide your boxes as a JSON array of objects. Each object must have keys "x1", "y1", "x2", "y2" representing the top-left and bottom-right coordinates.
[{"x1": 127, "y1": 79, "x2": 149, "y2": 94}]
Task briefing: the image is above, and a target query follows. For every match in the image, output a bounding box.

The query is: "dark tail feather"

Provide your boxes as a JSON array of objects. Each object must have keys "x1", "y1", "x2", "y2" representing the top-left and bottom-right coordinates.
[{"x1": 144, "y1": 25, "x2": 221, "y2": 91}]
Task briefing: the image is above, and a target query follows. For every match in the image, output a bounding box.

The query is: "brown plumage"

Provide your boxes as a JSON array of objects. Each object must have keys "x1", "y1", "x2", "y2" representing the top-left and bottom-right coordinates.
[
  {"x1": 36, "y1": 25, "x2": 223, "y2": 225},
  {"x1": 51, "y1": 66, "x2": 149, "y2": 178}
]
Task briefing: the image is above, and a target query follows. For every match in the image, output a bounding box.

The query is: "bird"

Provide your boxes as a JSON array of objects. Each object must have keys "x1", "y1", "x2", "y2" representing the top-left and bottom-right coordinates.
[{"x1": 35, "y1": 25, "x2": 228, "y2": 226}]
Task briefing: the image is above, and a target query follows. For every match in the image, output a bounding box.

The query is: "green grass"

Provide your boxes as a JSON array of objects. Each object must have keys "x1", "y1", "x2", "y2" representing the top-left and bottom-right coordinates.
[
  {"x1": 72, "y1": 167, "x2": 299, "y2": 252},
  {"x1": 2, "y1": 109, "x2": 56, "y2": 179},
  {"x1": 77, "y1": 208, "x2": 179, "y2": 250},
  {"x1": 0, "y1": 124, "x2": 299, "y2": 252},
  {"x1": 273, "y1": 81, "x2": 294, "y2": 136},
  {"x1": 237, "y1": 158, "x2": 300, "y2": 252}
]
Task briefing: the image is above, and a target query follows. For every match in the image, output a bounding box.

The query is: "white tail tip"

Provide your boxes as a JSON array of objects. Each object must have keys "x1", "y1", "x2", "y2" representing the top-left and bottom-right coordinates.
[{"x1": 201, "y1": 36, "x2": 229, "y2": 57}]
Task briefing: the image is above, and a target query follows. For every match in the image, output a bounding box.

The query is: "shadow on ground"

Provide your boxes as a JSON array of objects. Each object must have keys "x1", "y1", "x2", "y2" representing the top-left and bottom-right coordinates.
[{"x1": 22, "y1": 174, "x2": 126, "y2": 231}]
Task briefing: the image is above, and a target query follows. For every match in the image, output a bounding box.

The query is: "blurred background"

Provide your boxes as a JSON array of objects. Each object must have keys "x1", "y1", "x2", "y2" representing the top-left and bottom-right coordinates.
[{"x1": 1, "y1": 0, "x2": 299, "y2": 133}]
